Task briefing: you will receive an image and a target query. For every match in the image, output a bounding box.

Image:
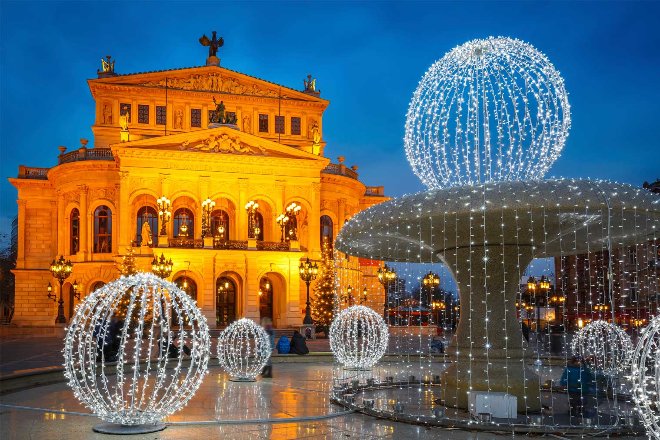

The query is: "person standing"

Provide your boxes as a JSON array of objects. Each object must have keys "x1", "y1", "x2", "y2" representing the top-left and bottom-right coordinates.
[{"x1": 261, "y1": 317, "x2": 274, "y2": 378}]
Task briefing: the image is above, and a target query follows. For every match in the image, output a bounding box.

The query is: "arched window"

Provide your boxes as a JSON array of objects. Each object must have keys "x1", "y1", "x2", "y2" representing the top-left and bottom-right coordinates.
[
  {"x1": 211, "y1": 209, "x2": 230, "y2": 240},
  {"x1": 90, "y1": 281, "x2": 105, "y2": 293},
  {"x1": 216, "y1": 277, "x2": 237, "y2": 327},
  {"x1": 285, "y1": 215, "x2": 298, "y2": 241},
  {"x1": 93, "y1": 205, "x2": 112, "y2": 253},
  {"x1": 320, "y1": 215, "x2": 333, "y2": 246},
  {"x1": 255, "y1": 212, "x2": 264, "y2": 241},
  {"x1": 173, "y1": 208, "x2": 194, "y2": 238},
  {"x1": 136, "y1": 206, "x2": 158, "y2": 246},
  {"x1": 70, "y1": 208, "x2": 80, "y2": 255},
  {"x1": 259, "y1": 276, "x2": 273, "y2": 321}
]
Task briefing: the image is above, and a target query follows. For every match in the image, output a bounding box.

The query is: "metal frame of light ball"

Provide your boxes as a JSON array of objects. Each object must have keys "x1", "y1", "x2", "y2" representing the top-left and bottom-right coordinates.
[
  {"x1": 404, "y1": 36, "x2": 571, "y2": 190},
  {"x1": 217, "y1": 318, "x2": 271, "y2": 381},
  {"x1": 632, "y1": 315, "x2": 660, "y2": 438},
  {"x1": 570, "y1": 319, "x2": 634, "y2": 376},
  {"x1": 330, "y1": 305, "x2": 389, "y2": 370},
  {"x1": 63, "y1": 272, "x2": 211, "y2": 427}
]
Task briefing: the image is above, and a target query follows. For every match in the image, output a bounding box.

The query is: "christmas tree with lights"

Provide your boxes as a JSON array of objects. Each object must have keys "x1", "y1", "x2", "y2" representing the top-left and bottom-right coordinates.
[{"x1": 311, "y1": 238, "x2": 336, "y2": 336}]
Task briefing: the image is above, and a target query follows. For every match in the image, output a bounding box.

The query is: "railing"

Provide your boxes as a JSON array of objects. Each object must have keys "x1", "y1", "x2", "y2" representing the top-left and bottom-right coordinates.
[
  {"x1": 322, "y1": 163, "x2": 358, "y2": 180},
  {"x1": 365, "y1": 186, "x2": 386, "y2": 197},
  {"x1": 58, "y1": 147, "x2": 114, "y2": 165},
  {"x1": 214, "y1": 240, "x2": 248, "y2": 250},
  {"x1": 169, "y1": 238, "x2": 203, "y2": 248},
  {"x1": 257, "y1": 241, "x2": 290, "y2": 251},
  {"x1": 17, "y1": 166, "x2": 49, "y2": 180}
]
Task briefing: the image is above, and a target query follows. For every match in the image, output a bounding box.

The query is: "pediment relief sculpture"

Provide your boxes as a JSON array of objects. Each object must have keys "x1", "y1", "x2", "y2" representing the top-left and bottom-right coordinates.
[
  {"x1": 180, "y1": 133, "x2": 267, "y2": 155},
  {"x1": 140, "y1": 73, "x2": 287, "y2": 98}
]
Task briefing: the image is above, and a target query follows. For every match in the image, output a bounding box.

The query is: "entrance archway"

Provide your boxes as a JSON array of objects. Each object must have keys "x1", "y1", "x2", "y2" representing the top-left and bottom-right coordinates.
[
  {"x1": 259, "y1": 276, "x2": 273, "y2": 322},
  {"x1": 216, "y1": 277, "x2": 237, "y2": 327}
]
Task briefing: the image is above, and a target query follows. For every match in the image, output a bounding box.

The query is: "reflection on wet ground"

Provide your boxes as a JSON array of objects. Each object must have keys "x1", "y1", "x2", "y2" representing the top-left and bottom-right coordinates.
[{"x1": 0, "y1": 363, "x2": 646, "y2": 439}]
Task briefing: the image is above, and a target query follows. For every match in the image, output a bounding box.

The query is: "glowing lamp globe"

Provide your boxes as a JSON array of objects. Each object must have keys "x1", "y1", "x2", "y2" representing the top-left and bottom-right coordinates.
[
  {"x1": 570, "y1": 320, "x2": 633, "y2": 376},
  {"x1": 330, "y1": 305, "x2": 389, "y2": 370},
  {"x1": 632, "y1": 315, "x2": 660, "y2": 438},
  {"x1": 217, "y1": 318, "x2": 272, "y2": 381},
  {"x1": 404, "y1": 36, "x2": 571, "y2": 189},
  {"x1": 63, "y1": 273, "x2": 211, "y2": 428}
]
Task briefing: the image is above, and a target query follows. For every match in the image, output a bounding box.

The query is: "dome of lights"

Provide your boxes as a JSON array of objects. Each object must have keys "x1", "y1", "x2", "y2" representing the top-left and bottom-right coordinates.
[
  {"x1": 330, "y1": 305, "x2": 389, "y2": 370},
  {"x1": 404, "y1": 36, "x2": 571, "y2": 189},
  {"x1": 217, "y1": 318, "x2": 271, "y2": 381},
  {"x1": 63, "y1": 273, "x2": 211, "y2": 426}
]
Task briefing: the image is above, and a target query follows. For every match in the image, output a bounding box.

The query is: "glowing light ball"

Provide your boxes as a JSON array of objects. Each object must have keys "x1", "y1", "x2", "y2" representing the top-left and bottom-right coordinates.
[
  {"x1": 632, "y1": 315, "x2": 660, "y2": 438},
  {"x1": 570, "y1": 320, "x2": 633, "y2": 376},
  {"x1": 404, "y1": 36, "x2": 571, "y2": 189},
  {"x1": 217, "y1": 318, "x2": 271, "y2": 381},
  {"x1": 63, "y1": 273, "x2": 211, "y2": 427},
  {"x1": 330, "y1": 306, "x2": 389, "y2": 370}
]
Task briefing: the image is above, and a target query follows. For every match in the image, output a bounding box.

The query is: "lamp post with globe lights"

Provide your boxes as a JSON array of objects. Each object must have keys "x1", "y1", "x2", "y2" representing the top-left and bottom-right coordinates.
[
  {"x1": 49, "y1": 255, "x2": 73, "y2": 324},
  {"x1": 299, "y1": 257, "x2": 319, "y2": 325},
  {"x1": 201, "y1": 198, "x2": 216, "y2": 238},
  {"x1": 245, "y1": 200, "x2": 259, "y2": 239},
  {"x1": 377, "y1": 264, "x2": 397, "y2": 322},
  {"x1": 156, "y1": 196, "x2": 171, "y2": 236},
  {"x1": 151, "y1": 254, "x2": 173, "y2": 279}
]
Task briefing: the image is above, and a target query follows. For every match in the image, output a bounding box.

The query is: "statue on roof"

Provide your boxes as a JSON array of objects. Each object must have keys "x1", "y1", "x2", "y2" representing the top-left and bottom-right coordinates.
[
  {"x1": 211, "y1": 97, "x2": 225, "y2": 124},
  {"x1": 303, "y1": 74, "x2": 320, "y2": 96},
  {"x1": 199, "y1": 31, "x2": 224, "y2": 58},
  {"x1": 97, "y1": 55, "x2": 117, "y2": 78}
]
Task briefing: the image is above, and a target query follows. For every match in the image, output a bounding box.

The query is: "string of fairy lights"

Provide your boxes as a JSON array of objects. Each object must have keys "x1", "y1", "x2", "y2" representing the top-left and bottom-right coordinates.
[
  {"x1": 217, "y1": 318, "x2": 271, "y2": 382},
  {"x1": 330, "y1": 306, "x2": 389, "y2": 370}
]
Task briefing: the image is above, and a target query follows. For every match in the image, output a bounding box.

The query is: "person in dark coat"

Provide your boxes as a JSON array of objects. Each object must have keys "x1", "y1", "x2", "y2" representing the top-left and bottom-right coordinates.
[
  {"x1": 290, "y1": 330, "x2": 309, "y2": 355},
  {"x1": 261, "y1": 317, "x2": 274, "y2": 378}
]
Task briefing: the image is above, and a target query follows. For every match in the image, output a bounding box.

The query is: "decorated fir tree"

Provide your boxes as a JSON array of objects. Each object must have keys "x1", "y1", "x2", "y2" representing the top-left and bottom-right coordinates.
[
  {"x1": 311, "y1": 239, "x2": 337, "y2": 336},
  {"x1": 117, "y1": 247, "x2": 138, "y2": 276}
]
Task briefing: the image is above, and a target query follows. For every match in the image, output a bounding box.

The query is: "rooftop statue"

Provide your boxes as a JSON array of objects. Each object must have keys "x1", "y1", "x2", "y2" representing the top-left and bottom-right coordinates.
[{"x1": 199, "y1": 31, "x2": 224, "y2": 58}]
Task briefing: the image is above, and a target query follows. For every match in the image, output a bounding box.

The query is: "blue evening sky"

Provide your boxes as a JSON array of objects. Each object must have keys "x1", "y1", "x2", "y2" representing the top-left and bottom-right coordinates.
[{"x1": 1, "y1": 1, "x2": 659, "y2": 244}]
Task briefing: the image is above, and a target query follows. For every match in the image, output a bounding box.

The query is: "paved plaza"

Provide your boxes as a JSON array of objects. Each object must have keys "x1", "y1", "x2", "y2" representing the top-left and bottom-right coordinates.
[{"x1": 0, "y1": 334, "x2": 648, "y2": 439}]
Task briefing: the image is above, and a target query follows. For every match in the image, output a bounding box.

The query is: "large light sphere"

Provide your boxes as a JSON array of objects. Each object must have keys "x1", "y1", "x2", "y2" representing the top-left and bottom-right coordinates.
[
  {"x1": 330, "y1": 305, "x2": 389, "y2": 370},
  {"x1": 632, "y1": 315, "x2": 660, "y2": 438},
  {"x1": 217, "y1": 318, "x2": 271, "y2": 381},
  {"x1": 63, "y1": 273, "x2": 211, "y2": 426},
  {"x1": 404, "y1": 36, "x2": 571, "y2": 189},
  {"x1": 570, "y1": 320, "x2": 633, "y2": 376}
]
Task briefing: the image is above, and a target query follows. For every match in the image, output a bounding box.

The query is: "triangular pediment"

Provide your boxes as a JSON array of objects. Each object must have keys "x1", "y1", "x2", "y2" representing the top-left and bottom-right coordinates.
[
  {"x1": 90, "y1": 66, "x2": 326, "y2": 103},
  {"x1": 111, "y1": 126, "x2": 327, "y2": 162}
]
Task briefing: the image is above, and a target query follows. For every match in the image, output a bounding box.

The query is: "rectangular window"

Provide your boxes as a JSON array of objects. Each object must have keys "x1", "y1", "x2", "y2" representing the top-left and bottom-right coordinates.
[
  {"x1": 120, "y1": 103, "x2": 131, "y2": 122},
  {"x1": 156, "y1": 106, "x2": 167, "y2": 125},
  {"x1": 226, "y1": 111, "x2": 236, "y2": 124},
  {"x1": 191, "y1": 108, "x2": 201, "y2": 127},
  {"x1": 259, "y1": 114, "x2": 269, "y2": 132},
  {"x1": 138, "y1": 105, "x2": 149, "y2": 124},
  {"x1": 275, "y1": 115, "x2": 285, "y2": 134},
  {"x1": 291, "y1": 117, "x2": 301, "y2": 135}
]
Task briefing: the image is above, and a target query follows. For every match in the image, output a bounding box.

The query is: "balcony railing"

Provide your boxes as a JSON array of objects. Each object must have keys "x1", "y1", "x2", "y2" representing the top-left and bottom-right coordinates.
[
  {"x1": 17, "y1": 166, "x2": 49, "y2": 180},
  {"x1": 169, "y1": 238, "x2": 204, "y2": 248},
  {"x1": 322, "y1": 163, "x2": 358, "y2": 180},
  {"x1": 365, "y1": 186, "x2": 385, "y2": 197},
  {"x1": 152, "y1": 238, "x2": 295, "y2": 252},
  {"x1": 58, "y1": 147, "x2": 114, "y2": 165},
  {"x1": 214, "y1": 240, "x2": 248, "y2": 250}
]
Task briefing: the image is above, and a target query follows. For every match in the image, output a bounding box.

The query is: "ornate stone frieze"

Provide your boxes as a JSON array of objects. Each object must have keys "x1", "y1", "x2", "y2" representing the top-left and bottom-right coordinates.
[
  {"x1": 180, "y1": 133, "x2": 266, "y2": 155},
  {"x1": 140, "y1": 73, "x2": 287, "y2": 98},
  {"x1": 89, "y1": 187, "x2": 117, "y2": 203}
]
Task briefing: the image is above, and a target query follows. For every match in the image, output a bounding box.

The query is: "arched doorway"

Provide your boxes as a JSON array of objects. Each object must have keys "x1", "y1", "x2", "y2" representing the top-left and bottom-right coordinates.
[
  {"x1": 173, "y1": 276, "x2": 197, "y2": 325},
  {"x1": 259, "y1": 276, "x2": 273, "y2": 321},
  {"x1": 216, "y1": 277, "x2": 237, "y2": 327}
]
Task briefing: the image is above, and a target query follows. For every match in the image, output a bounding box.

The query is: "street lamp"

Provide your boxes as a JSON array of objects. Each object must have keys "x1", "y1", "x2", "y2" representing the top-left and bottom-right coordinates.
[
  {"x1": 285, "y1": 202, "x2": 302, "y2": 241},
  {"x1": 276, "y1": 213, "x2": 289, "y2": 243},
  {"x1": 201, "y1": 197, "x2": 216, "y2": 238},
  {"x1": 49, "y1": 255, "x2": 73, "y2": 324},
  {"x1": 157, "y1": 196, "x2": 171, "y2": 236},
  {"x1": 151, "y1": 253, "x2": 173, "y2": 279},
  {"x1": 377, "y1": 264, "x2": 397, "y2": 321},
  {"x1": 299, "y1": 257, "x2": 319, "y2": 325},
  {"x1": 361, "y1": 286, "x2": 368, "y2": 305},
  {"x1": 245, "y1": 200, "x2": 259, "y2": 239},
  {"x1": 346, "y1": 285, "x2": 354, "y2": 306}
]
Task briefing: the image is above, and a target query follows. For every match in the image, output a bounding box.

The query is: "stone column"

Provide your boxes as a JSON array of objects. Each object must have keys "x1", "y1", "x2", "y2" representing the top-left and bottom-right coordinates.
[
  {"x1": 238, "y1": 179, "x2": 248, "y2": 239},
  {"x1": 338, "y1": 198, "x2": 346, "y2": 227},
  {"x1": 79, "y1": 185, "x2": 89, "y2": 260},
  {"x1": 440, "y1": 245, "x2": 540, "y2": 412},
  {"x1": 118, "y1": 171, "x2": 131, "y2": 250},
  {"x1": 309, "y1": 182, "x2": 321, "y2": 254},
  {"x1": 57, "y1": 192, "x2": 65, "y2": 256},
  {"x1": 16, "y1": 199, "x2": 26, "y2": 268}
]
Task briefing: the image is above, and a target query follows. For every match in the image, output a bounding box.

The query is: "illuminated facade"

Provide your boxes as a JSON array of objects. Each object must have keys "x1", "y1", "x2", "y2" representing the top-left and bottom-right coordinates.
[{"x1": 9, "y1": 48, "x2": 387, "y2": 327}]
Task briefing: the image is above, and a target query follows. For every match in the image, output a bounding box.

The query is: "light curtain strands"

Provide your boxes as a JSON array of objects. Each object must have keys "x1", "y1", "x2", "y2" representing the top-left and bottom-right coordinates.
[
  {"x1": 330, "y1": 306, "x2": 389, "y2": 370},
  {"x1": 404, "y1": 37, "x2": 571, "y2": 189},
  {"x1": 217, "y1": 318, "x2": 271, "y2": 381},
  {"x1": 632, "y1": 315, "x2": 660, "y2": 439},
  {"x1": 63, "y1": 272, "x2": 211, "y2": 426},
  {"x1": 570, "y1": 320, "x2": 634, "y2": 376}
]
